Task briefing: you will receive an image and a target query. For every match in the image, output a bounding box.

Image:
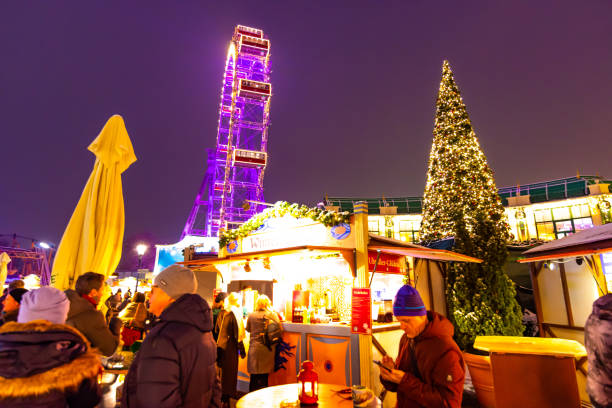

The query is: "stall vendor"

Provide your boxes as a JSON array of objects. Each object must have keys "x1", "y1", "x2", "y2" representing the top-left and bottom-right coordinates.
[{"x1": 379, "y1": 285, "x2": 465, "y2": 408}]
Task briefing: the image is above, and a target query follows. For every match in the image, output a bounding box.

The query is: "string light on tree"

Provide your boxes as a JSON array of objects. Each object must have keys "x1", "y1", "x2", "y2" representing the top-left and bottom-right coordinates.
[{"x1": 420, "y1": 61, "x2": 523, "y2": 349}]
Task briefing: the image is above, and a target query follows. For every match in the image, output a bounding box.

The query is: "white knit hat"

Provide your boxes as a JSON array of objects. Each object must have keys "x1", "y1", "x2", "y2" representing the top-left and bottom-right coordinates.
[{"x1": 18, "y1": 287, "x2": 70, "y2": 324}]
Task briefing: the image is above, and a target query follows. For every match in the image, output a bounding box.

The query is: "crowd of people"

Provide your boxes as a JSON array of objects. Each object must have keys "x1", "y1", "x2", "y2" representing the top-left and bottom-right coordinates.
[
  {"x1": 0, "y1": 267, "x2": 610, "y2": 408},
  {"x1": 0, "y1": 265, "x2": 285, "y2": 408}
]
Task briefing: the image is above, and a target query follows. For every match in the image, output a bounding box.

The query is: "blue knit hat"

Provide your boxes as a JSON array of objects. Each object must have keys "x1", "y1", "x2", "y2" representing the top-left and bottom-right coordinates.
[{"x1": 393, "y1": 285, "x2": 427, "y2": 317}]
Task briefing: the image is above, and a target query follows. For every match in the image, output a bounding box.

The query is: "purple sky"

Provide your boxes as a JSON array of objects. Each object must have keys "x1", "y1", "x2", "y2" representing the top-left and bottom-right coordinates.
[{"x1": 2, "y1": 1, "x2": 612, "y2": 246}]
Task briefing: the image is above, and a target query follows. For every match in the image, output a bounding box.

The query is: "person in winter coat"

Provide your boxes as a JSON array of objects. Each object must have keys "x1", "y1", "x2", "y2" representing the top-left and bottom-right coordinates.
[
  {"x1": 65, "y1": 272, "x2": 121, "y2": 356},
  {"x1": 118, "y1": 292, "x2": 148, "y2": 348},
  {"x1": 0, "y1": 286, "x2": 102, "y2": 408},
  {"x1": 0, "y1": 288, "x2": 28, "y2": 325},
  {"x1": 585, "y1": 293, "x2": 612, "y2": 408},
  {"x1": 380, "y1": 285, "x2": 465, "y2": 408},
  {"x1": 121, "y1": 265, "x2": 221, "y2": 408},
  {"x1": 245, "y1": 294, "x2": 280, "y2": 392},
  {"x1": 217, "y1": 292, "x2": 245, "y2": 408},
  {"x1": 118, "y1": 291, "x2": 131, "y2": 312},
  {"x1": 212, "y1": 292, "x2": 227, "y2": 342},
  {"x1": 0, "y1": 280, "x2": 24, "y2": 315},
  {"x1": 104, "y1": 289, "x2": 122, "y2": 322}
]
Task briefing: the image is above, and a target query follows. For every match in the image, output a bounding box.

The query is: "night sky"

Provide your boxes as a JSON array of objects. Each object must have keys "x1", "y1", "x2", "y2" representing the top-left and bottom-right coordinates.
[{"x1": 2, "y1": 1, "x2": 611, "y2": 246}]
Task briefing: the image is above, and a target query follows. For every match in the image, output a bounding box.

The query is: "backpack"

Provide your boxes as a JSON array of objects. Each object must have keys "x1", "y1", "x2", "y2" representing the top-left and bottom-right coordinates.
[{"x1": 263, "y1": 315, "x2": 282, "y2": 350}]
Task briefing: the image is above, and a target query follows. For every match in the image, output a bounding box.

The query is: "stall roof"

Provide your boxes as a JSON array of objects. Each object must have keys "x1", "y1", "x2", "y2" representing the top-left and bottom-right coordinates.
[
  {"x1": 519, "y1": 223, "x2": 612, "y2": 263},
  {"x1": 368, "y1": 234, "x2": 482, "y2": 263},
  {"x1": 180, "y1": 235, "x2": 482, "y2": 268},
  {"x1": 180, "y1": 245, "x2": 353, "y2": 268}
]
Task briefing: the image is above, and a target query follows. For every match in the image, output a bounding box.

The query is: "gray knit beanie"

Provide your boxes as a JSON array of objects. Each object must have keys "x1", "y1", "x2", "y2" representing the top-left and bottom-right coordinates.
[{"x1": 153, "y1": 265, "x2": 197, "y2": 299}]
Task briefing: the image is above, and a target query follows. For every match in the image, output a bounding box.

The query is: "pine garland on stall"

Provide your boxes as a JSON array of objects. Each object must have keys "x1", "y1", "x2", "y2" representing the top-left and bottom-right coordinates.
[
  {"x1": 420, "y1": 61, "x2": 523, "y2": 350},
  {"x1": 219, "y1": 201, "x2": 350, "y2": 247}
]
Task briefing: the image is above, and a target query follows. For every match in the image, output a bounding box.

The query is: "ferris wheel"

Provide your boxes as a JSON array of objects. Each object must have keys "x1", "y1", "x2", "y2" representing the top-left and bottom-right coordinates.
[{"x1": 182, "y1": 25, "x2": 272, "y2": 238}]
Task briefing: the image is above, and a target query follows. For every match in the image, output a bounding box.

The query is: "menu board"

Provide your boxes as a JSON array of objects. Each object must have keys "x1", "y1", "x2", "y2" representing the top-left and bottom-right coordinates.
[{"x1": 351, "y1": 288, "x2": 372, "y2": 334}]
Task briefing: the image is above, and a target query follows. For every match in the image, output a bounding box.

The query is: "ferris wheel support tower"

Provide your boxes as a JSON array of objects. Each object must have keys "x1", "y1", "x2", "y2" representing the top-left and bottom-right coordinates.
[{"x1": 182, "y1": 25, "x2": 272, "y2": 238}]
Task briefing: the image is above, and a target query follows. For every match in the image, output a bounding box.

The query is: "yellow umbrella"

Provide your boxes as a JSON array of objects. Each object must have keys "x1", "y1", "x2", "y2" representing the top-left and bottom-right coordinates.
[
  {"x1": 51, "y1": 115, "x2": 137, "y2": 290},
  {"x1": 0, "y1": 252, "x2": 11, "y2": 290}
]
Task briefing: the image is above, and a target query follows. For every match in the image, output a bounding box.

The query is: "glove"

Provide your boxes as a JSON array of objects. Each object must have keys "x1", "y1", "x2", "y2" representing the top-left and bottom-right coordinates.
[{"x1": 238, "y1": 341, "x2": 246, "y2": 359}]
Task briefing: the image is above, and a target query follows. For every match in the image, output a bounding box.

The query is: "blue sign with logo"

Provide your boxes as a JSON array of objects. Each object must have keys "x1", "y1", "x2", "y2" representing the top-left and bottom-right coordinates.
[{"x1": 330, "y1": 223, "x2": 351, "y2": 240}]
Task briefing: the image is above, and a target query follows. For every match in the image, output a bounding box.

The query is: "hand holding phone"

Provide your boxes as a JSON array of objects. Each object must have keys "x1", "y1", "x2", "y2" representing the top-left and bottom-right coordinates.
[{"x1": 373, "y1": 360, "x2": 392, "y2": 372}]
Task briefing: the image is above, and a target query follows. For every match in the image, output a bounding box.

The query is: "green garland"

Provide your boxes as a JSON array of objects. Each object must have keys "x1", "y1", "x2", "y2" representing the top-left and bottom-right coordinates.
[{"x1": 218, "y1": 201, "x2": 351, "y2": 248}]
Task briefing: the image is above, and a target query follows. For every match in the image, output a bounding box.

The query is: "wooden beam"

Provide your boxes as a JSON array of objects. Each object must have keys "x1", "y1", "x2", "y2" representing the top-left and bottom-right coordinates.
[
  {"x1": 545, "y1": 323, "x2": 585, "y2": 331},
  {"x1": 558, "y1": 261, "x2": 574, "y2": 327},
  {"x1": 584, "y1": 255, "x2": 607, "y2": 296},
  {"x1": 426, "y1": 260, "x2": 434, "y2": 311},
  {"x1": 543, "y1": 324, "x2": 556, "y2": 338},
  {"x1": 529, "y1": 262, "x2": 545, "y2": 336}
]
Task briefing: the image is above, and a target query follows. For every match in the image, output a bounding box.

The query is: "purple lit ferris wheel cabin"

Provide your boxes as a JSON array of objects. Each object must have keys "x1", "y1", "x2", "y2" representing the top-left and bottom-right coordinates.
[{"x1": 183, "y1": 25, "x2": 272, "y2": 239}]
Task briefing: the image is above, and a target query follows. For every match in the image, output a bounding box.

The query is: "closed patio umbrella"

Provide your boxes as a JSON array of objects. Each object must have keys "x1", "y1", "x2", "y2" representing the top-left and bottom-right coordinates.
[
  {"x1": 51, "y1": 115, "x2": 137, "y2": 290},
  {"x1": 0, "y1": 252, "x2": 11, "y2": 290}
]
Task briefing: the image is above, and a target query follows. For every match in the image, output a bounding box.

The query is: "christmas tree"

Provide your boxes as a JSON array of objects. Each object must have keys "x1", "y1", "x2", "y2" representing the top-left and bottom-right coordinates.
[{"x1": 420, "y1": 61, "x2": 523, "y2": 349}]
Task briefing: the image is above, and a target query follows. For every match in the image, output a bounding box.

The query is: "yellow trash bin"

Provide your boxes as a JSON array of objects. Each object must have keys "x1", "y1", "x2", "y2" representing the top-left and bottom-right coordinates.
[{"x1": 474, "y1": 336, "x2": 588, "y2": 408}]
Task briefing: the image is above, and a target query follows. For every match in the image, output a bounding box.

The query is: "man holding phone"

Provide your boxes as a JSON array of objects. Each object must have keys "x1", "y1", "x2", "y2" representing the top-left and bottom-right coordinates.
[{"x1": 379, "y1": 285, "x2": 465, "y2": 408}]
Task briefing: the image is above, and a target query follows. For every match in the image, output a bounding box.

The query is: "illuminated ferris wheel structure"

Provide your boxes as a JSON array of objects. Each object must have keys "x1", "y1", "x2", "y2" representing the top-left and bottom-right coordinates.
[{"x1": 183, "y1": 25, "x2": 272, "y2": 238}]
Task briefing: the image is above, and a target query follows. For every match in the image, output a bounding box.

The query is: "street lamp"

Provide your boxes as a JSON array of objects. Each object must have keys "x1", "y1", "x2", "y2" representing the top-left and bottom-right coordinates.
[{"x1": 135, "y1": 244, "x2": 148, "y2": 292}]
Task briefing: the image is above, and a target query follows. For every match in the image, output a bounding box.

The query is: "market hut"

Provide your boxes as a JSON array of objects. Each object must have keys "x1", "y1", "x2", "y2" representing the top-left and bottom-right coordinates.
[
  {"x1": 182, "y1": 202, "x2": 481, "y2": 402},
  {"x1": 519, "y1": 222, "x2": 612, "y2": 344}
]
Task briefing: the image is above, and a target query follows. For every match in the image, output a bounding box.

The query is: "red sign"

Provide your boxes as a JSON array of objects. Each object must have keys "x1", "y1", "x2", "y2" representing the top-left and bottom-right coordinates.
[
  {"x1": 351, "y1": 288, "x2": 372, "y2": 334},
  {"x1": 368, "y1": 250, "x2": 403, "y2": 274}
]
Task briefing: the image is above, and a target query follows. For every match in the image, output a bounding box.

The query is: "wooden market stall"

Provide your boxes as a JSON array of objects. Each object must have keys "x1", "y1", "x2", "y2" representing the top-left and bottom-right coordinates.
[
  {"x1": 519, "y1": 222, "x2": 612, "y2": 344},
  {"x1": 182, "y1": 204, "x2": 480, "y2": 406}
]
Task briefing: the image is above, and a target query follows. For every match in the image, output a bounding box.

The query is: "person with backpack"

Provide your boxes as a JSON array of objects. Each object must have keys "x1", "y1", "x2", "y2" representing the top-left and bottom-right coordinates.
[{"x1": 245, "y1": 294, "x2": 281, "y2": 392}]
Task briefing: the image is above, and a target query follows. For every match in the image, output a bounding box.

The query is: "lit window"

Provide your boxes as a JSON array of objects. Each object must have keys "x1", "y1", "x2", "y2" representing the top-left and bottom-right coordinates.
[
  {"x1": 552, "y1": 207, "x2": 571, "y2": 220},
  {"x1": 368, "y1": 221, "x2": 379, "y2": 234},
  {"x1": 571, "y1": 204, "x2": 591, "y2": 218},
  {"x1": 534, "y1": 209, "x2": 552, "y2": 222},
  {"x1": 536, "y1": 222, "x2": 555, "y2": 241},
  {"x1": 574, "y1": 217, "x2": 594, "y2": 232}
]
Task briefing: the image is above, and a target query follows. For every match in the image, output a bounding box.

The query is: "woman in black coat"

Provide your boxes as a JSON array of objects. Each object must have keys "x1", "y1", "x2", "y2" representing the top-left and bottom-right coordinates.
[{"x1": 216, "y1": 292, "x2": 245, "y2": 408}]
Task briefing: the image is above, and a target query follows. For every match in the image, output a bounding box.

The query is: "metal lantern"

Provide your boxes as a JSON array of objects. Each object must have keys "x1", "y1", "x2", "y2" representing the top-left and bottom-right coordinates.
[{"x1": 297, "y1": 360, "x2": 318, "y2": 405}]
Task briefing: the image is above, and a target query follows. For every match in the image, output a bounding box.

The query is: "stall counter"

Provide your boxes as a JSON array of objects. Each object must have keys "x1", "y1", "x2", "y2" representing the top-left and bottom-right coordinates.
[{"x1": 237, "y1": 320, "x2": 403, "y2": 406}]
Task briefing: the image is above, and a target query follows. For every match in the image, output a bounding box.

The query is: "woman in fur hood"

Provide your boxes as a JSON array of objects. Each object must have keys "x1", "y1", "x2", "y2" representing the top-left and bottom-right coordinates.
[{"x1": 0, "y1": 286, "x2": 102, "y2": 408}]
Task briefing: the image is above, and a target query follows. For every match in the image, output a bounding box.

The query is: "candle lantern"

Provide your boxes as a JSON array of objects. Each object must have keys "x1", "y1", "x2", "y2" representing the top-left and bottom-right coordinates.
[{"x1": 297, "y1": 360, "x2": 318, "y2": 405}]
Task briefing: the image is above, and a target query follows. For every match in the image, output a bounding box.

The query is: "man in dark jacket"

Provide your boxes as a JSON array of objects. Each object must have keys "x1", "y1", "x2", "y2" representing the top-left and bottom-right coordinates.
[
  {"x1": 380, "y1": 285, "x2": 465, "y2": 408},
  {"x1": 585, "y1": 293, "x2": 612, "y2": 408},
  {"x1": 65, "y1": 272, "x2": 121, "y2": 356},
  {"x1": 122, "y1": 265, "x2": 221, "y2": 408}
]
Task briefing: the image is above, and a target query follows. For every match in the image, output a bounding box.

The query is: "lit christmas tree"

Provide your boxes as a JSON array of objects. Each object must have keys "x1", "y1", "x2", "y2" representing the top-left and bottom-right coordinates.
[{"x1": 421, "y1": 61, "x2": 523, "y2": 349}]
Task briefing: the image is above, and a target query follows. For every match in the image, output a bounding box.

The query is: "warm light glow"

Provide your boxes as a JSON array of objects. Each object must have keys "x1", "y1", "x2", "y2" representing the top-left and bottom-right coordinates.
[
  {"x1": 303, "y1": 382, "x2": 312, "y2": 395},
  {"x1": 23, "y1": 274, "x2": 40, "y2": 290},
  {"x1": 136, "y1": 244, "x2": 148, "y2": 256}
]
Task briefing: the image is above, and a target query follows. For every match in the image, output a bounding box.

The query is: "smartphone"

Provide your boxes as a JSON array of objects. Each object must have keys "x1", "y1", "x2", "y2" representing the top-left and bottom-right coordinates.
[{"x1": 373, "y1": 360, "x2": 392, "y2": 372}]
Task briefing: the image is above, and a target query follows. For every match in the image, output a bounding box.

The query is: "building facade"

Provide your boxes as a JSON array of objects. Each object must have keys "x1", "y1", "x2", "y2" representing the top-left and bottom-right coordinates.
[{"x1": 326, "y1": 175, "x2": 612, "y2": 244}]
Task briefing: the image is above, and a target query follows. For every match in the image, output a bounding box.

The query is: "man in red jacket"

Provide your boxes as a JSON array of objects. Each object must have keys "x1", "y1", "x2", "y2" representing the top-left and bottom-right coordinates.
[{"x1": 380, "y1": 285, "x2": 465, "y2": 408}]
